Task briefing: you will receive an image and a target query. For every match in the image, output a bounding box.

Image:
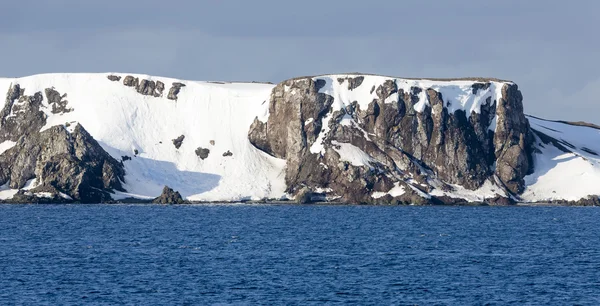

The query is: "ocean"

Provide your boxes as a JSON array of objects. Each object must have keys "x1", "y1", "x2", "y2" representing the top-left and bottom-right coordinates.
[{"x1": 1, "y1": 204, "x2": 599, "y2": 305}]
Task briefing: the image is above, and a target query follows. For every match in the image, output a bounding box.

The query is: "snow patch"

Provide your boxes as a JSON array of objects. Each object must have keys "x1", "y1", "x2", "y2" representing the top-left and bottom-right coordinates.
[
  {"x1": 0, "y1": 141, "x2": 16, "y2": 154},
  {"x1": 372, "y1": 182, "x2": 406, "y2": 199},
  {"x1": 331, "y1": 141, "x2": 374, "y2": 167}
]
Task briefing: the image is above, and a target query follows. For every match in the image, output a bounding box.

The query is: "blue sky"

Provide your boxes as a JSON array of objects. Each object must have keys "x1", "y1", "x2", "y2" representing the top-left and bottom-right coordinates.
[{"x1": 1, "y1": 0, "x2": 599, "y2": 123}]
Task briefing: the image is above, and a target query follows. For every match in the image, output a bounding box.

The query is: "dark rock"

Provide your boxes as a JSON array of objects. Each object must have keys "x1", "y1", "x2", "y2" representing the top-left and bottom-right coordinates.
[
  {"x1": 137, "y1": 79, "x2": 155, "y2": 96},
  {"x1": 486, "y1": 195, "x2": 516, "y2": 205},
  {"x1": 493, "y1": 84, "x2": 534, "y2": 194},
  {"x1": 155, "y1": 81, "x2": 165, "y2": 97},
  {"x1": 133, "y1": 149, "x2": 139, "y2": 156},
  {"x1": 0, "y1": 84, "x2": 47, "y2": 143},
  {"x1": 172, "y1": 135, "x2": 185, "y2": 149},
  {"x1": 248, "y1": 75, "x2": 534, "y2": 204},
  {"x1": 223, "y1": 150, "x2": 233, "y2": 157},
  {"x1": 336, "y1": 76, "x2": 365, "y2": 90},
  {"x1": 168, "y1": 82, "x2": 186, "y2": 100},
  {"x1": 44, "y1": 88, "x2": 72, "y2": 114},
  {"x1": 0, "y1": 124, "x2": 125, "y2": 203},
  {"x1": 152, "y1": 186, "x2": 186, "y2": 204},
  {"x1": 122, "y1": 75, "x2": 165, "y2": 97},
  {"x1": 123, "y1": 75, "x2": 139, "y2": 87},
  {"x1": 195, "y1": 147, "x2": 210, "y2": 160},
  {"x1": 107, "y1": 75, "x2": 121, "y2": 82},
  {"x1": 122, "y1": 155, "x2": 131, "y2": 162},
  {"x1": 209, "y1": 140, "x2": 215, "y2": 146}
]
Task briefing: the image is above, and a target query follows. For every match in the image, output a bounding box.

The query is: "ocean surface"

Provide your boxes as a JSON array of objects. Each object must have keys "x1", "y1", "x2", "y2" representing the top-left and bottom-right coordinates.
[{"x1": 1, "y1": 204, "x2": 599, "y2": 305}]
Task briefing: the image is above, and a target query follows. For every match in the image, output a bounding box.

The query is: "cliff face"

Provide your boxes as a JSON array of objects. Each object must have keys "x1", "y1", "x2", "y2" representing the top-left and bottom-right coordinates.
[
  {"x1": 249, "y1": 75, "x2": 534, "y2": 203},
  {"x1": 2, "y1": 72, "x2": 598, "y2": 204}
]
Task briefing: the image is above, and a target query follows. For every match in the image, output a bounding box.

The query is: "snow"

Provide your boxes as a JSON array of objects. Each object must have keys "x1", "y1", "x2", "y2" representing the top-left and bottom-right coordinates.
[
  {"x1": 0, "y1": 182, "x2": 18, "y2": 200},
  {"x1": 430, "y1": 179, "x2": 506, "y2": 202},
  {"x1": 413, "y1": 87, "x2": 430, "y2": 113},
  {"x1": 521, "y1": 117, "x2": 600, "y2": 202},
  {"x1": 35, "y1": 192, "x2": 53, "y2": 198},
  {"x1": 0, "y1": 73, "x2": 286, "y2": 201},
  {"x1": 331, "y1": 141, "x2": 374, "y2": 167},
  {"x1": 0, "y1": 141, "x2": 16, "y2": 154},
  {"x1": 372, "y1": 182, "x2": 406, "y2": 199}
]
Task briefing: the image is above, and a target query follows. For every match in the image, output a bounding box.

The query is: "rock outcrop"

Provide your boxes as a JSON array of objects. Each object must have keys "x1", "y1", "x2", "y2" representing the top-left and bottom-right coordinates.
[
  {"x1": 45, "y1": 88, "x2": 73, "y2": 114},
  {"x1": 0, "y1": 84, "x2": 46, "y2": 143},
  {"x1": 168, "y1": 82, "x2": 186, "y2": 100},
  {"x1": 249, "y1": 75, "x2": 534, "y2": 204},
  {"x1": 107, "y1": 75, "x2": 121, "y2": 82},
  {"x1": 172, "y1": 135, "x2": 185, "y2": 149},
  {"x1": 122, "y1": 75, "x2": 165, "y2": 97},
  {"x1": 0, "y1": 124, "x2": 125, "y2": 203},
  {"x1": 195, "y1": 147, "x2": 210, "y2": 160},
  {"x1": 152, "y1": 186, "x2": 186, "y2": 204}
]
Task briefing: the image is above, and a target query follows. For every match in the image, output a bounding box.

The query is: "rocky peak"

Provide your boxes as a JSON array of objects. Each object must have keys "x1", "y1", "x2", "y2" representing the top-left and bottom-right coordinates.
[{"x1": 0, "y1": 123, "x2": 125, "y2": 203}]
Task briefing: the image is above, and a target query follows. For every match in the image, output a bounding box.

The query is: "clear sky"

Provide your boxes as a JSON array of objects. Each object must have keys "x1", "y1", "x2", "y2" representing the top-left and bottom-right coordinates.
[{"x1": 1, "y1": 0, "x2": 598, "y2": 123}]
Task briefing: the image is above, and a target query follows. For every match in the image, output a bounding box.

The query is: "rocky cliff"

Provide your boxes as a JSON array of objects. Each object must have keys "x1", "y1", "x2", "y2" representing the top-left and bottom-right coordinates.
[
  {"x1": 1, "y1": 72, "x2": 599, "y2": 204},
  {"x1": 249, "y1": 75, "x2": 534, "y2": 204}
]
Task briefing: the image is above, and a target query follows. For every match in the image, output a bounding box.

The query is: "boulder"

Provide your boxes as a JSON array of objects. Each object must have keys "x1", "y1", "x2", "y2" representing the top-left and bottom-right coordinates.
[
  {"x1": 172, "y1": 135, "x2": 185, "y2": 149},
  {"x1": 195, "y1": 147, "x2": 210, "y2": 160},
  {"x1": 168, "y1": 82, "x2": 186, "y2": 100},
  {"x1": 152, "y1": 186, "x2": 186, "y2": 204}
]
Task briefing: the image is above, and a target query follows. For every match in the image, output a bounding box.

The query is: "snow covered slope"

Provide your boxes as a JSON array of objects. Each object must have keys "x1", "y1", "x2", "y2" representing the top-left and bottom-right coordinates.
[
  {"x1": 0, "y1": 73, "x2": 286, "y2": 201},
  {"x1": 523, "y1": 116, "x2": 600, "y2": 202}
]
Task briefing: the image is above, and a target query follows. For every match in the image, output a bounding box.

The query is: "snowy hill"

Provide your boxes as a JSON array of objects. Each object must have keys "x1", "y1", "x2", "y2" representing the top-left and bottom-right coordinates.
[
  {"x1": 523, "y1": 116, "x2": 600, "y2": 202},
  {"x1": 0, "y1": 73, "x2": 286, "y2": 201},
  {"x1": 1, "y1": 73, "x2": 599, "y2": 204}
]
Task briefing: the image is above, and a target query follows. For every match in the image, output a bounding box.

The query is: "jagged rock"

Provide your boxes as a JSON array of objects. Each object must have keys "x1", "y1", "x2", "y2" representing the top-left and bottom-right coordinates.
[
  {"x1": 137, "y1": 79, "x2": 155, "y2": 96},
  {"x1": 209, "y1": 140, "x2": 215, "y2": 146},
  {"x1": 493, "y1": 84, "x2": 534, "y2": 194},
  {"x1": 249, "y1": 75, "x2": 534, "y2": 204},
  {"x1": 337, "y1": 76, "x2": 365, "y2": 90},
  {"x1": 172, "y1": 135, "x2": 185, "y2": 149},
  {"x1": 155, "y1": 81, "x2": 165, "y2": 97},
  {"x1": 122, "y1": 155, "x2": 131, "y2": 162},
  {"x1": 123, "y1": 75, "x2": 139, "y2": 87},
  {"x1": 152, "y1": 186, "x2": 185, "y2": 204},
  {"x1": 195, "y1": 147, "x2": 210, "y2": 160},
  {"x1": 168, "y1": 82, "x2": 186, "y2": 100},
  {"x1": 223, "y1": 150, "x2": 233, "y2": 157},
  {"x1": 44, "y1": 88, "x2": 72, "y2": 114},
  {"x1": 0, "y1": 84, "x2": 46, "y2": 143},
  {"x1": 107, "y1": 75, "x2": 121, "y2": 82},
  {"x1": 0, "y1": 124, "x2": 125, "y2": 203}
]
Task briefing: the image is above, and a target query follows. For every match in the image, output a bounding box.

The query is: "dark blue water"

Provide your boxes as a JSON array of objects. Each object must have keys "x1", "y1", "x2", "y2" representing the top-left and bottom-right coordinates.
[{"x1": 1, "y1": 205, "x2": 600, "y2": 305}]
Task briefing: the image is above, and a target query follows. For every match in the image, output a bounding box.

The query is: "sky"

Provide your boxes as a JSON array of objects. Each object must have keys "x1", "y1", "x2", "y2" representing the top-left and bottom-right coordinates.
[{"x1": 1, "y1": 0, "x2": 598, "y2": 123}]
